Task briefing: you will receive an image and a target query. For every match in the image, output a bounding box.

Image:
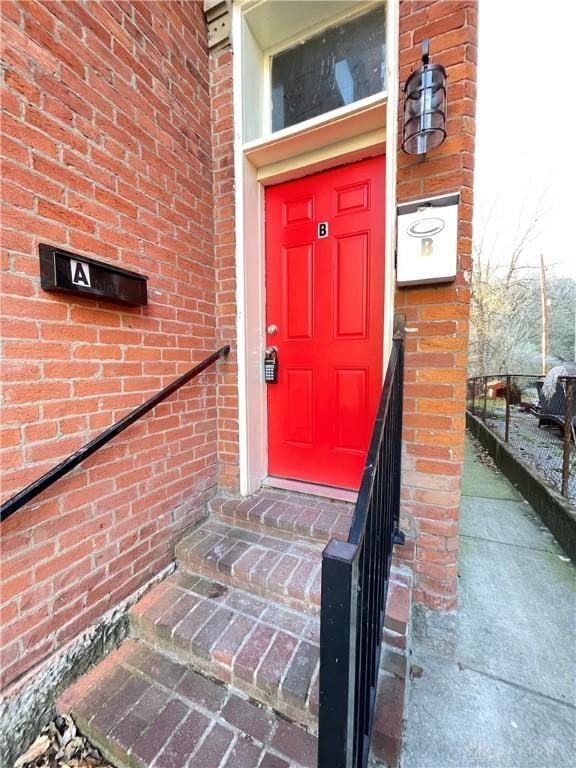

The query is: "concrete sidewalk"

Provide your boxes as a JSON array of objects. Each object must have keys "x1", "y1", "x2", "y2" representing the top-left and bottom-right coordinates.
[{"x1": 402, "y1": 435, "x2": 576, "y2": 768}]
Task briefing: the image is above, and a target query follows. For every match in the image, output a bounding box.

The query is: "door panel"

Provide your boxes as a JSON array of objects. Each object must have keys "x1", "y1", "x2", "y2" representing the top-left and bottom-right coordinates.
[
  {"x1": 334, "y1": 368, "x2": 368, "y2": 451},
  {"x1": 266, "y1": 156, "x2": 385, "y2": 490},
  {"x1": 285, "y1": 369, "x2": 314, "y2": 445},
  {"x1": 334, "y1": 232, "x2": 369, "y2": 338},
  {"x1": 284, "y1": 244, "x2": 314, "y2": 339},
  {"x1": 283, "y1": 196, "x2": 315, "y2": 225}
]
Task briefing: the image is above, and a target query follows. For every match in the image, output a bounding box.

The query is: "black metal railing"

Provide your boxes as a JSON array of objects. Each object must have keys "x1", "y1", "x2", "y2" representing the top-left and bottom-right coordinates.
[
  {"x1": 318, "y1": 334, "x2": 404, "y2": 768},
  {"x1": 467, "y1": 373, "x2": 575, "y2": 500},
  {"x1": 1, "y1": 345, "x2": 230, "y2": 522}
]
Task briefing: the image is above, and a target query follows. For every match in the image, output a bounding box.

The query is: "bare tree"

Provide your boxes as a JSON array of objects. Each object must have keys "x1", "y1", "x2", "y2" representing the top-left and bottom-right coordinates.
[{"x1": 470, "y1": 189, "x2": 551, "y2": 377}]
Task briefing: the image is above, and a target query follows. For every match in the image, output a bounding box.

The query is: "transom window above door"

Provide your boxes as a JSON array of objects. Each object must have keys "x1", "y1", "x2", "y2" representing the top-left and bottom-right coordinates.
[
  {"x1": 241, "y1": 1, "x2": 387, "y2": 144},
  {"x1": 271, "y1": 5, "x2": 386, "y2": 132}
]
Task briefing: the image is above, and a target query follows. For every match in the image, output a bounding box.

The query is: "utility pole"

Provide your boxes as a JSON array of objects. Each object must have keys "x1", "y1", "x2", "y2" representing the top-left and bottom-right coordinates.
[{"x1": 539, "y1": 252, "x2": 549, "y2": 375}]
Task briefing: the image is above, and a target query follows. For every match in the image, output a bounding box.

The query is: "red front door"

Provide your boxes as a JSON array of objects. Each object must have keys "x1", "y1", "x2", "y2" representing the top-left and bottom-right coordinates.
[{"x1": 265, "y1": 156, "x2": 385, "y2": 490}]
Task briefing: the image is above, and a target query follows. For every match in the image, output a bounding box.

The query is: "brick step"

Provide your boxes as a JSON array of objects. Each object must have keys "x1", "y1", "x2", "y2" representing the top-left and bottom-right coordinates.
[
  {"x1": 58, "y1": 638, "x2": 318, "y2": 768},
  {"x1": 175, "y1": 520, "x2": 323, "y2": 616},
  {"x1": 210, "y1": 490, "x2": 354, "y2": 544},
  {"x1": 372, "y1": 569, "x2": 413, "y2": 768},
  {"x1": 130, "y1": 571, "x2": 320, "y2": 729},
  {"x1": 383, "y1": 570, "x2": 412, "y2": 649}
]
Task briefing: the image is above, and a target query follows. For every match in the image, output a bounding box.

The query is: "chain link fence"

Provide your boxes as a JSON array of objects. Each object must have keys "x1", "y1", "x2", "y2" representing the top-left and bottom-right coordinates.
[{"x1": 467, "y1": 374, "x2": 576, "y2": 500}]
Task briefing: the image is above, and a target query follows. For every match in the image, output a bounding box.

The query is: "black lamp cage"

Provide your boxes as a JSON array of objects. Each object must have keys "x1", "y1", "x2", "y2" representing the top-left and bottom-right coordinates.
[{"x1": 402, "y1": 39, "x2": 447, "y2": 155}]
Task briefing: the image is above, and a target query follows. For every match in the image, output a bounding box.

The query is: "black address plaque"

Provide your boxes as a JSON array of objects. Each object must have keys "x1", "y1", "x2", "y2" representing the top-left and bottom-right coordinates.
[{"x1": 39, "y1": 244, "x2": 147, "y2": 306}]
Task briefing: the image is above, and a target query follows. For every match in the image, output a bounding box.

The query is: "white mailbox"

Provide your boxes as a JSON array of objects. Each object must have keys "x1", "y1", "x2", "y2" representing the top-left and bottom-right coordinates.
[{"x1": 396, "y1": 193, "x2": 459, "y2": 286}]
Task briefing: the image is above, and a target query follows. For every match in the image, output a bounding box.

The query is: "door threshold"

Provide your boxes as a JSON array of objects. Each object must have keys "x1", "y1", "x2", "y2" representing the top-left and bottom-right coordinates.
[{"x1": 262, "y1": 476, "x2": 358, "y2": 504}]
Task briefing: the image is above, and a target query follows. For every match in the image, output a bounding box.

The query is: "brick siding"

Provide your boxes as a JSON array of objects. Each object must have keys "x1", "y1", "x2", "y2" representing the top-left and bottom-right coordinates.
[
  {"x1": 0, "y1": 0, "x2": 220, "y2": 689},
  {"x1": 394, "y1": 0, "x2": 478, "y2": 609},
  {"x1": 209, "y1": 48, "x2": 239, "y2": 491}
]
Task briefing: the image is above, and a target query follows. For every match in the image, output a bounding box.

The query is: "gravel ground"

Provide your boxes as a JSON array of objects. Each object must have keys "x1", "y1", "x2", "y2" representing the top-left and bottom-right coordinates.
[{"x1": 483, "y1": 407, "x2": 576, "y2": 500}]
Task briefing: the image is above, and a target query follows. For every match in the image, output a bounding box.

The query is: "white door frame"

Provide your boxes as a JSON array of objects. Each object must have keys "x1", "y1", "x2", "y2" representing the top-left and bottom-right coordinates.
[{"x1": 232, "y1": 1, "x2": 400, "y2": 495}]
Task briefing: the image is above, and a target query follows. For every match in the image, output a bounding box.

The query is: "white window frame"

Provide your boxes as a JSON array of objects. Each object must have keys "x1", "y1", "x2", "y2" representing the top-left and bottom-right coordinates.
[{"x1": 261, "y1": 2, "x2": 386, "y2": 137}]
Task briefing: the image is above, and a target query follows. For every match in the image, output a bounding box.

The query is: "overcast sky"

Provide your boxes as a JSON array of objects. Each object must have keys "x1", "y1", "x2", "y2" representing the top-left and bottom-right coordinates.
[{"x1": 474, "y1": 0, "x2": 575, "y2": 278}]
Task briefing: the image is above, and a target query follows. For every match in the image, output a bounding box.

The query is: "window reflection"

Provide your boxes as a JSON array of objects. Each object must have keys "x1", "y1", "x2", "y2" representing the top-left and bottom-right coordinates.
[{"x1": 271, "y1": 6, "x2": 386, "y2": 132}]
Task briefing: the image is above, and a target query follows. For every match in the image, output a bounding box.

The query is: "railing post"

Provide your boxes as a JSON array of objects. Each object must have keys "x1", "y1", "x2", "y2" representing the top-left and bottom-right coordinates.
[
  {"x1": 318, "y1": 540, "x2": 358, "y2": 768},
  {"x1": 504, "y1": 374, "x2": 511, "y2": 443},
  {"x1": 471, "y1": 377, "x2": 476, "y2": 413},
  {"x1": 392, "y1": 335, "x2": 404, "y2": 543},
  {"x1": 483, "y1": 375, "x2": 488, "y2": 422},
  {"x1": 561, "y1": 378, "x2": 574, "y2": 497}
]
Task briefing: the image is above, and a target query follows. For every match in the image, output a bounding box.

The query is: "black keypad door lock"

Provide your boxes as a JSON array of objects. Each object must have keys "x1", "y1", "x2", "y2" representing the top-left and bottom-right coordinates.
[{"x1": 264, "y1": 346, "x2": 278, "y2": 383}]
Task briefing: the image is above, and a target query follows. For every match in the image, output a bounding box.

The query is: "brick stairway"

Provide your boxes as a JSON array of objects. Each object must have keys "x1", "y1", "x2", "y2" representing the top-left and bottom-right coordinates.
[{"x1": 59, "y1": 490, "x2": 411, "y2": 768}]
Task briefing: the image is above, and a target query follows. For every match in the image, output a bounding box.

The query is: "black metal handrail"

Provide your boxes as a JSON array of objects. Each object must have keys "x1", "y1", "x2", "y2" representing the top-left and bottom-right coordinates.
[
  {"x1": 1, "y1": 345, "x2": 230, "y2": 522},
  {"x1": 318, "y1": 334, "x2": 404, "y2": 768}
]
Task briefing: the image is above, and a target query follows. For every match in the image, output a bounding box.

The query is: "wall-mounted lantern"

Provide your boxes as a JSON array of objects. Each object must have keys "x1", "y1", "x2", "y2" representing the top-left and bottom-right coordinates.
[{"x1": 402, "y1": 39, "x2": 447, "y2": 155}]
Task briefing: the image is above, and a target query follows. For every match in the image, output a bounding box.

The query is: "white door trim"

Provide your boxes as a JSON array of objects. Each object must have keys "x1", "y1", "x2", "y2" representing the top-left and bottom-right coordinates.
[{"x1": 232, "y1": 0, "x2": 399, "y2": 496}]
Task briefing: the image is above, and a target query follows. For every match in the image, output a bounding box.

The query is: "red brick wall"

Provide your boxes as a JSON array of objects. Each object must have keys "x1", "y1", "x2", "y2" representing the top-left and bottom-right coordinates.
[
  {"x1": 0, "y1": 0, "x2": 218, "y2": 689},
  {"x1": 209, "y1": 47, "x2": 240, "y2": 492},
  {"x1": 395, "y1": 0, "x2": 478, "y2": 609}
]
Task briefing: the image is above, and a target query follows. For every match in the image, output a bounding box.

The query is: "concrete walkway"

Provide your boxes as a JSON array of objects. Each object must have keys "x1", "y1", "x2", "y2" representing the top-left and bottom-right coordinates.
[{"x1": 402, "y1": 435, "x2": 576, "y2": 767}]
